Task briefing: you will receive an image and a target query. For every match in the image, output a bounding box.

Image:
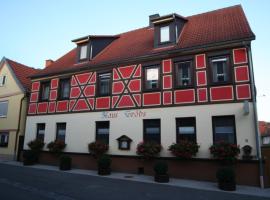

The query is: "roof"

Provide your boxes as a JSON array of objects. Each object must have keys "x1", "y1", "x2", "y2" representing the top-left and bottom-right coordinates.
[
  {"x1": 4, "y1": 58, "x2": 40, "y2": 91},
  {"x1": 33, "y1": 5, "x2": 255, "y2": 78},
  {"x1": 259, "y1": 121, "x2": 270, "y2": 136}
]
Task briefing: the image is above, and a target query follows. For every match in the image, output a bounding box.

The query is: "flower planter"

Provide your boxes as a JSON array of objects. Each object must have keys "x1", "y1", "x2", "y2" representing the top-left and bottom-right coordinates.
[
  {"x1": 98, "y1": 167, "x2": 111, "y2": 175},
  {"x1": 154, "y1": 174, "x2": 169, "y2": 183},
  {"x1": 137, "y1": 167, "x2": 144, "y2": 174},
  {"x1": 59, "y1": 162, "x2": 71, "y2": 171},
  {"x1": 218, "y1": 181, "x2": 236, "y2": 191}
]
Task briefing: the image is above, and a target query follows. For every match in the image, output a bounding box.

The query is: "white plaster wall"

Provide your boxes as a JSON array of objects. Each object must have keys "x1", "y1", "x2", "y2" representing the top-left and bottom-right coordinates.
[{"x1": 24, "y1": 102, "x2": 257, "y2": 158}]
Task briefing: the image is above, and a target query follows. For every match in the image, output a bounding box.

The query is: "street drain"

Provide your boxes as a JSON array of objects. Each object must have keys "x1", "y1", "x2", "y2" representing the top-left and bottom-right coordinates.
[{"x1": 124, "y1": 176, "x2": 133, "y2": 178}]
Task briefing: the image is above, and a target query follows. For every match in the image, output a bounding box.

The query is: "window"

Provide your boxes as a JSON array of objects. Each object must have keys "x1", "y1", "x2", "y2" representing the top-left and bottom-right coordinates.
[
  {"x1": 0, "y1": 101, "x2": 8, "y2": 117},
  {"x1": 40, "y1": 82, "x2": 50, "y2": 101},
  {"x1": 59, "y1": 79, "x2": 70, "y2": 99},
  {"x1": 176, "y1": 117, "x2": 196, "y2": 142},
  {"x1": 80, "y1": 45, "x2": 88, "y2": 60},
  {"x1": 0, "y1": 75, "x2": 6, "y2": 86},
  {"x1": 96, "y1": 121, "x2": 110, "y2": 145},
  {"x1": 212, "y1": 116, "x2": 236, "y2": 144},
  {"x1": 145, "y1": 66, "x2": 160, "y2": 90},
  {"x1": 0, "y1": 132, "x2": 9, "y2": 147},
  {"x1": 175, "y1": 61, "x2": 193, "y2": 87},
  {"x1": 160, "y1": 26, "x2": 170, "y2": 43},
  {"x1": 98, "y1": 73, "x2": 111, "y2": 96},
  {"x1": 262, "y1": 136, "x2": 270, "y2": 145},
  {"x1": 143, "y1": 119, "x2": 160, "y2": 144},
  {"x1": 210, "y1": 56, "x2": 230, "y2": 83},
  {"x1": 56, "y1": 123, "x2": 66, "y2": 142},
  {"x1": 36, "y1": 123, "x2": 45, "y2": 142}
]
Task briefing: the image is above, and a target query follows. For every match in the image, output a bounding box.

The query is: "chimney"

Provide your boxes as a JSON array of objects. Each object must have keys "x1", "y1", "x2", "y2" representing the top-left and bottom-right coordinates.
[
  {"x1": 149, "y1": 14, "x2": 160, "y2": 27},
  {"x1": 45, "y1": 59, "x2": 54, "y2": 68}
]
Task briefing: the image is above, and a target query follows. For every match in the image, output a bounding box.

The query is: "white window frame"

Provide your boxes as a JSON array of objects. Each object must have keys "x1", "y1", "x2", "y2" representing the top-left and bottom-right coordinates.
[
  {"x1": 0, "y1": 101, "x2": 8, "y2": 118},
  {"x1": 80, "y1": 45, "x2": 88, "y2": 60},
  {"x1": 160, "y1": 26, "x2": 170, "y2": 43}
]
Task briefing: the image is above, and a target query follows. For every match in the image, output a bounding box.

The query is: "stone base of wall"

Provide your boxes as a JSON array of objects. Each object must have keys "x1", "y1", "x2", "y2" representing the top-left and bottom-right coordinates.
[{"x1": 33, "y1": 151, "x2": 267, "y2": 187}]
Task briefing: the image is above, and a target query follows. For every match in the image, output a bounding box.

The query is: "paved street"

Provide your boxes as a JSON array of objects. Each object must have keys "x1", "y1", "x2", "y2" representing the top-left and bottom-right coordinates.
[{"x1": 0, "y1": 163, "x2": 268, "y2": 200}]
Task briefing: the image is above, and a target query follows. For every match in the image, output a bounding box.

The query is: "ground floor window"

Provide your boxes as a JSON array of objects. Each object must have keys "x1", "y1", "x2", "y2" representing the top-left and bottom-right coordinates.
[
  {"x1": 143, "y1": 119, "x2": 161, "y2": 144},
  {"x1": 56, "y1": 123, "x2": 66, "y2": 142},
  {"x1": 176, "y1": 117, "x2": 196, "y2": 142},
  {"x1": 36, "y1": 123, "x2": 45, "y2": 141},
  {"x1": 212, "y1": 115, "x2": 236, "y2": 144},
  {"x1": 0, "y1": 132, "x2": 9, "y2": 147},
  {"x1": 96, "y1": 121, "x2": 110, "y2": 144}
]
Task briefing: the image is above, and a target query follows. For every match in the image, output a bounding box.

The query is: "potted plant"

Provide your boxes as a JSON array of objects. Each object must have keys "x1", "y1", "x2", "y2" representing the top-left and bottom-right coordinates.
[
  {"x1": 209, "y1": 141, "x2": 240, "y2": 164},
  {"x1": 136, "y1": 141, "x2": 162, "y2": 160},
  {"x1": 23, "y1": 150, "x2": 37, "y2": 166},
  {"x1": 154, "y1": 161, "x2": 169, "y2": 183},
  {"x1": 242, "y1": 145, "x2": 253, "y2": 160},
  {"x1": 59, "y1": 155, "x2": 72, "y2": 170},
  {"x1": 168, "y1": 141, "x2": 200, "y2": 159},
  {"x1": 27, "y1": 139, "x2": 45, "y2": 163},
  {"x1": 216, "y1": 167, "x2": 236, "y2": 191},
  {"x1": 47, "y1": 140, "x2": 66, "y2": 156},
  {"x1": 88, "y1": 141, "x2": 109, "y2": 159},
  {"x1": 97, "y1": 154, "x2": 111, "y2": 175}
]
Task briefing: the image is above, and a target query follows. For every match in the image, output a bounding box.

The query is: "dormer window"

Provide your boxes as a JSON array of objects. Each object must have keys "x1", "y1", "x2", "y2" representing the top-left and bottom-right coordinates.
[
  {"x1": 79, "y1": 45, "x2": 88, "y2": 60},
  {"x1": 160, "y1": 26, "x2": 170, "y2": 43}
]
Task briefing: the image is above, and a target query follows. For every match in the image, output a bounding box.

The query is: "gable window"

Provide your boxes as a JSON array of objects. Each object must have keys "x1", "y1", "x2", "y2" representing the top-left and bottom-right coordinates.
[
  {"x1": 0, "y1": 101, "x2": 8, "y2": 118},
  {"x1": 160, "y1": 26, "x2": 170, "y2": 43},
  {"x1": 56, "y1": 123, "x2": 66, "y2": 142},
  {"x1": 212, "y1": 116, "x2": 236, "y2": 144},
  {"x1": 176, "y1": 117, "x2": 196, "y2": 143},
  {"x1": 0, "y1": 75, "x2": 6, "y2": 86},
  {"x1": 0, "y1": 132, "x2": 9, "y2": 147},
  {"x1": 80, "y1": 45, "x2": 88, "y2": 60},
  {"x1": 59, "y1": 78, "x2": 70, "y2": 99},
  {"x1": 143, "y1": 119, "x2": 160, "y2": 144},
  {"x1": 36, "y1": 123, "x2": 45, "y2": 142},
  {"x1": 98, "y1": 73, "x2": 111, "y2": 96},
  {"x1": 40, "y1": 82, "x2": 50, "y2": 101},
  {"x1": 145, "y1": 66, "x2": 160, "y2": 90},
  {"x1": 96, "y1": 121, "x2": 110, "y2": 145},
  {"x1": 210, "y1": 56, "x2": 230, "y2": 83},
  {"x1": 175, "y1": 61, "x2": 193, "y2": 87}
]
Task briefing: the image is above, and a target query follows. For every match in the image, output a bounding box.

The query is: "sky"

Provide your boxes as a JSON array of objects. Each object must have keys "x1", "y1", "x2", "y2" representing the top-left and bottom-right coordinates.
[{"x1": 0, "y1": 0, "x2": 269, "y2": 121}]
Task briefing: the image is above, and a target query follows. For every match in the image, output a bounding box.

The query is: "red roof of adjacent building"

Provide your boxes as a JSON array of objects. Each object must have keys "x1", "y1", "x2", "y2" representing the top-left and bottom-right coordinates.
[
  {"x1": 33, "y1": 5, "x2": 255, "y2": 78},
  {"x1": 5, "y1": 58, "x2": 40, "y2": 91}
]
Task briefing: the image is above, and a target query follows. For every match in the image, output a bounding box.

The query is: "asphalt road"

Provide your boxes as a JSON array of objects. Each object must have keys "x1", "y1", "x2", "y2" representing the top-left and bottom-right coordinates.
[{"x1": 0, "y1": 163, "x2": 267, "y2": 200}]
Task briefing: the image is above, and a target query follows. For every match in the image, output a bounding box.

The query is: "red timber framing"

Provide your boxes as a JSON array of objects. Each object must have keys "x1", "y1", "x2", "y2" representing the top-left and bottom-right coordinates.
[{"x1": 28, "y1": 47, "x2": 252, "y2": 115}]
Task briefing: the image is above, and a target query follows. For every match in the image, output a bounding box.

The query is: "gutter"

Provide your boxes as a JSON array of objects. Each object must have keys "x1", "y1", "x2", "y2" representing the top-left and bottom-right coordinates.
[
  {"x1": 245, "y1": 43, "x2": 264, "y2": 188},
  {"x1": 31, "y1": 36, "x2": 255, "y2": 80},
  {"x1": 13, "y1": 94, "x2": 26, "y2": 161}
]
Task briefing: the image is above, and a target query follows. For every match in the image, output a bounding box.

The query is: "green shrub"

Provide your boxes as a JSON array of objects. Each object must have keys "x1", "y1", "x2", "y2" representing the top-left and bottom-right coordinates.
[
  {"x1": 98, "y1": 154, "x2": 111, "y2": 169},
  {"x1": 154, "y1": 161, "x2": 168, "y2": 175},
  {"x1": 216, "y1": 167, "x2": 235, "y2": 183},
  {"x1": 59, "y1": 155, "x2": 72, "y2": 170}
]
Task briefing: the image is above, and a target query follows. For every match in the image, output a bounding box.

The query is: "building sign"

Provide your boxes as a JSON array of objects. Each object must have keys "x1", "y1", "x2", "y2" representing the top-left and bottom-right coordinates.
[{"x1": 102, "y1": 110, "x2": 146, "y2": 119}]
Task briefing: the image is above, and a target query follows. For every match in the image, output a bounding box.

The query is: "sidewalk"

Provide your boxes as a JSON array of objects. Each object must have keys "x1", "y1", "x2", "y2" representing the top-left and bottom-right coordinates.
[{"x1": 1, "y1": 160, "x2": 270, "y2": 198}]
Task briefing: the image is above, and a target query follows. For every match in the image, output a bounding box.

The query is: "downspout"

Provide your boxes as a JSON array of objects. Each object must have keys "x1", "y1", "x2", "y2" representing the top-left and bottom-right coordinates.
[
  {"x1": 246, "y1": 43, "x2": 264, "y2": 188},
  {"x1": 13, "y1": 94, "x2": 26, "y2": 161}
]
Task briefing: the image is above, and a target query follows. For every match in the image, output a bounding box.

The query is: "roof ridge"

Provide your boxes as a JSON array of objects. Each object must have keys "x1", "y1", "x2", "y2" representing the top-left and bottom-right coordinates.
[
  {"x1": 5, "y1": 57, "x2": 39, "y2": 70},
  {"x1": 187, "y1": 4, "x2": 242, "y2": 18}
]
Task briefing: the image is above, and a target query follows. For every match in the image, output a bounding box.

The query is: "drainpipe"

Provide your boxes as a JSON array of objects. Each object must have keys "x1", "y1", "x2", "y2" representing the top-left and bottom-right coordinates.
[
  {"x1": 13, "y1": 94, "x2": 26, "y2": 161},
  {"x1": 245, "y1": 43, "x2": 264, "y2": 188}
]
